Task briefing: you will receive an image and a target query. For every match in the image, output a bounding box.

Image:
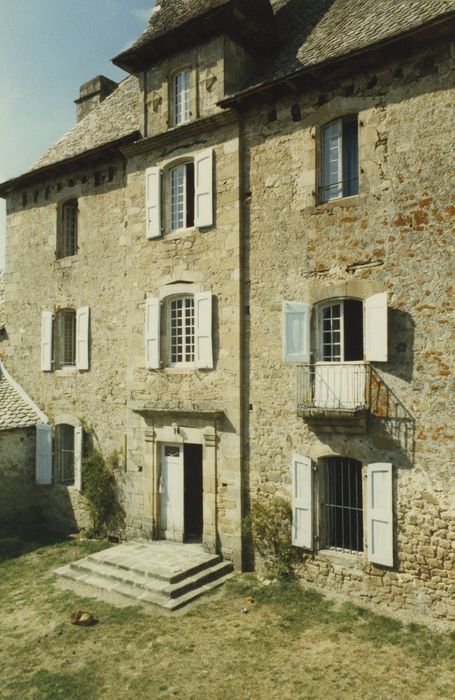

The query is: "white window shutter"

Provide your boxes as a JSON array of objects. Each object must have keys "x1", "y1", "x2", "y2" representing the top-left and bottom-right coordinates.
[
  {"x1": 322, "y1": 119, "x2": 342, "y2": 201},
  {"x1": 364, "y1": 292, "x2": 388, "y2": 362},
  {"x1": 145, "y1": 297, "x2": 161, "y2": 369},
  {"x1": 36, "y1": 424, "x2": 52, "y2": 485},
  {"x1": 146, "y1": 167, "x2": 162, "y2": 239},
  {"x1": 195, "y1": 292, "x2": 213, "y2": 369},
  {"x1": 283, "y1": 301, "x2": 312, "y2": 363},
  {"x1": 41, "y1": 311, "x2": 53, "y2": 371},
  {"x1": 367, "y1": 462, "x2": 393, "y2": 567},
  {"x1": 74, "y1": 426, "x2": 83, "y2": 491},
  {"x1": 292, "y1": 453, "x2": 313, "y2": 548},
  {"x1": 194, "y1": 149, "x2": 213, "y2": 228},
  {"x1": 76, "y1": 306, "x2": 90, "y2": 371}
]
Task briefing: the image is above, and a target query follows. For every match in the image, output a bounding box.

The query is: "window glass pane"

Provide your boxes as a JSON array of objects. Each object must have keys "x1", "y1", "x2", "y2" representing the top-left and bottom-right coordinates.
[
  {"x1": 342, "y1": 117, "x2": 359, "y2": 196},
  {"x1": 61, "y1": 200, "x2": 78, "y2": 257},
  {"x1": 55, "y1": 310, "x2": 76, "y2": 368},
  {"x1": 59, "y1": 424, "x2": 75, "y2": 484},
  {"x1": 324, "y1": 457, "x2": 363, "y2": 553},
  {"x1": 174, "y1": 70, "x2": 190, "y2": 125},
  {"x1": 171, "y1": 166, "x2": 185, "y2": 230},
  {"x1": 170, "y1": 297, "x2": 194, "y2": 364}
]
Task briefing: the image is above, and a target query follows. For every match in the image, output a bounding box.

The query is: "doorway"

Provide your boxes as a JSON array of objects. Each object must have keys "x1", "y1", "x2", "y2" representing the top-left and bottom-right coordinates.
[
  {"x1": 160, "y1": 442, "x2": 203, "y2": 542},
  {"x1": 184, "y1": 444, "x2": 203, "y2": 541}
]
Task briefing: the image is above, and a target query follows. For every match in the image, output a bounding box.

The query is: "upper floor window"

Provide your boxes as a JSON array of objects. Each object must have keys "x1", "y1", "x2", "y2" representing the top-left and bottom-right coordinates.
[
  {"x1": 54, "y1": 308, "x2": 76, "y2": 369},
  {"x1": 169, "y1": 296, "x2": 195, "y2": 366},
  {"x1": 145, "y1": 149, "x2": 213, "y2": 239},
  {"x1": 57, "y1": 199, "x2": 78, "y2": 258},
  {"x1": 320, "y1": 116, "x2": 358, "y2": 203},
  {"x1": 173, "y1": 69, "x2": 190, "y2": 126},
  {"x1": 41, "y1": 307, "x2": 90, "y2": 372},
  {"x1": 320, "y1": 300, "x2": 363, "y2": 362},
  {"x1": 170, "y1": 163, "x2": 194, "y2": 231},
  {"x1": 145, "y1": 291, "x2": 213, "y2": 370}
]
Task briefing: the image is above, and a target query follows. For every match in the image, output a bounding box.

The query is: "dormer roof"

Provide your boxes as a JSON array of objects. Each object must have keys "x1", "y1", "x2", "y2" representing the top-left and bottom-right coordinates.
[{"x1": 113, "y1": 0, "x2": 275, "y2": 72}]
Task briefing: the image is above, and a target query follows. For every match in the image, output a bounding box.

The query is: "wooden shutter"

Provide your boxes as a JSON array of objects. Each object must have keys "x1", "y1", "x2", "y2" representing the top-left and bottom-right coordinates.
[
  {"x1": 194, "y1": 149, "x2": 213, "y2": 228},
  {"x1": 283, "y1": 301, "x2": 312, "y2": 363},
  {"x1": 146, "y1": 167, "x2": 162, "y2": 239},
  {"x1": 74, "y1": 426, "x2": 83, "y2": 491},
  {"x1": 364, "y1": 292, "x2": 388, "y2": 362},
  {"x1": 36, "y1": 424, "x2": 52, "y2": 485},
  {"x1": 321, "y1": 119, "x2": 342, "y2": 201},
  {"x1": 145, "y1": 297, "x2": 161, "y2": 369},
  {"x1": 195, "y1": 292, "x2": 213, "y2": 369},
  {"x1": 41, "y1": 311, "x2": 53, "y2": 371},
  {"x1": 76, "y1": 306, "x2": 90, "y2": 371},
  {"x1": 292, "y1": 453, "x2": 313, "y2": 548},
  {"x1": 367, "y1": 462, "x2": 393, "y2": 567}
]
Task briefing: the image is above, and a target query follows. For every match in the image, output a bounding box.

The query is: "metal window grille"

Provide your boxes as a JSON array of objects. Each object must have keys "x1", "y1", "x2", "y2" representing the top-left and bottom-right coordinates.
[
  {"x1": 61, "y1": 200, "x2": 78, "y2": 256},
  {"x1": 173, "y1": 70, "x2": 190, "y2": 125},
  {"x1": 324, "y1": 456, "x2": 363, "y2": 553},
  {"x1": 58, "y1": 424, "x2": 75, "y2": 484},
  {"x1": 170, "y1": 297, "x2": 195, "y2": 365},
  {"x1": 55, "y1": 309, "x2": 76, "y2": 368},
  {"x1": 322, "y1": 303, "x2": 343, "y2": 361}
]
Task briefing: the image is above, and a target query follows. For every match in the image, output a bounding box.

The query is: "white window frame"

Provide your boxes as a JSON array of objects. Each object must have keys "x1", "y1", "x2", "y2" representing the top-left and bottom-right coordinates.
[
  {"x1": 170, "y1": 164, "x2": 189, "y2": 232},
  {"x1": 168, "y1": 295, "x2": 196, "y2": 368},
  {"x1": 320, "y1": 115, "x2": 359, "y2": 204},
  {"x1": 318, "y1": 300, "x2": 345, "y2": 362},
  {"x1": 173, "y1": 69, "x2": 190, "y2": 126}
]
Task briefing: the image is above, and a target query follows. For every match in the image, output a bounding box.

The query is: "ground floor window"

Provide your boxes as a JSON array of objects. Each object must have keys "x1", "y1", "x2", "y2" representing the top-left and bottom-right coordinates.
[
  {"x1": 323, "y1": 456, "x2": 363, "y2": 553},
  {"x1": 56, "y1": 424, "x2": 75, "y2": 484}
]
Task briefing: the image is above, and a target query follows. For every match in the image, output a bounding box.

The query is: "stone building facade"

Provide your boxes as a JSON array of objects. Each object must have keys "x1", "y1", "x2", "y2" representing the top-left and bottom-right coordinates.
[{"x1": 0, "y1": 0, "x2": 454, "y2": 622}]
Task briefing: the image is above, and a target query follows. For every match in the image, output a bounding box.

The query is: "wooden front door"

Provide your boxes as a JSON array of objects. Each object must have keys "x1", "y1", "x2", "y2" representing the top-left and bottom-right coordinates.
[{"x1": 160, "y1": 444, "x2": 184, "y2": 541}]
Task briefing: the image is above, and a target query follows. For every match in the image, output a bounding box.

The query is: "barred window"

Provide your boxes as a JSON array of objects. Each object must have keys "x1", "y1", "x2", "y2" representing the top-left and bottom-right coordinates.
[
  {"x1": 54, "y1": 309, "x2": 76, "y2": 368},
  {"x1": 323, "y1": 456, "x2": 363, "y2": 554},
  {"x1": 173, "y1": 69, "x2": 190, "y2": 126},
  {"x1": 169, "y1": 296, "x2": 195, "y2": 366},
  {"x1": 56, "y1": 424, "x2": 75, "y2": 485},
  {"x1": 58, "y1": 199, "x2": 78, "y2": 257}
]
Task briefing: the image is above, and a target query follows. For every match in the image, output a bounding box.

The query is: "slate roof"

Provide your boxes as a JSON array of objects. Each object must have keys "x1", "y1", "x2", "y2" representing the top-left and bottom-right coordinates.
[
  {"x1": 31, "y1": 75, "x2": 141, "y2": 172},
  {"x1": 233, "y1": 0, "x2": 455, "y2": 95},
  {"x1": 0, "y1": 364, "x2": 46, "y2": 431}
]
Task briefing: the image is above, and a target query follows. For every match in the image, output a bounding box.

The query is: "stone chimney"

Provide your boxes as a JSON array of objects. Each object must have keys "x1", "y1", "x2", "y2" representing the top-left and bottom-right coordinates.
[{"x1": 75, "y1": 75, "x2": 118, "y2": 122}]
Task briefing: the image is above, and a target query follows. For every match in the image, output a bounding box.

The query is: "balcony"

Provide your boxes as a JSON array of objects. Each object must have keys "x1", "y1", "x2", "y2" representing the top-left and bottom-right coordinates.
[{"x1": 297, "y1": 362, "x2": 369, "y2": 433}]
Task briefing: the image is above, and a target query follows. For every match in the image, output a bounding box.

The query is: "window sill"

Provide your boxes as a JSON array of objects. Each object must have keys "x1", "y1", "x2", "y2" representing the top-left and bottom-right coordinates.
[
  {"x1": 317, "y1": 548, "x2": 364, "y2": 569},
  {"x1": 55, "y1": 367, "x2": 78, "y2": 376},
  {"x1": 166, "y1": 226, "x2": 196, "y2": 240},
  {"x1": 309, "y1": 194, "x2": 363, "y2": 213},
  {"x1": 54, "y1": 255, "x2": 79, "y2": 268}
]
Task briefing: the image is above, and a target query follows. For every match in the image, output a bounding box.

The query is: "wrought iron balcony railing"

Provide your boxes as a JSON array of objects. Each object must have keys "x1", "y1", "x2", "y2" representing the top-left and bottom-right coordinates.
[{"x1": 297, "y1": 362, "x2": 369, "y2": 411}]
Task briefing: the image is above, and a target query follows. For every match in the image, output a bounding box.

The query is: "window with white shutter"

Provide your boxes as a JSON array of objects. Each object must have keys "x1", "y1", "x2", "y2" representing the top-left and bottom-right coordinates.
[
  {"x1": 364, "y1": 292, "x2": 388, "y2": 362},
  {"x1": 145, "y1": 297, "x2": 161, "y2": 369},
  {"x1": 292, "y1": 454, "x2": 313, "y2": 548},
  {"x1": 74, "y1": 426, "x2": 83, "y2": 491},
  {"x1": 41, "y1": 311, "x2": 53, "y2": 372},
  {"x1": 194, "y1": 149, "x2": 213, "y2": 228},
  {"x1": 195, "y1": 292, "x2": 213, "y2": 369},
  {"x1": 283, "y1": 301, "x2": 312, "y2": 363},
  {"x1": 76, "y1": 306, "x2": 90, "y2": 371},
  {"x1": 146, "y1": 167, "x2": 162, "y2": 239}
]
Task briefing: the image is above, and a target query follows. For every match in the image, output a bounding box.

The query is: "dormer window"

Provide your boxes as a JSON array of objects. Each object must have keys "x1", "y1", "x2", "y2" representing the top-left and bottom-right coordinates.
[{"x1": 173, "y1": 69, "x2": 190, "y2": 126}]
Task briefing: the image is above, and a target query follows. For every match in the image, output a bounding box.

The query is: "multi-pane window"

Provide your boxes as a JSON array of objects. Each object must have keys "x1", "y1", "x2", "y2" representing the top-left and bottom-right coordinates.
[
  {"x1": 323, "y1": 456, "x2": 363, "y2": 554},
  {"x1": 57, "y1": 424, "x2": 75, "y2": 485},
  {"x1": 54, "y1": 309, "x2": 76, "y2": 368},
  {"x1": 320, "y1": 116, "x2": 358, "y2": 203},
  {"x1": 170, "y1": 163, "x2": 194, "y2": 231},
  {"x1": 319, "y1": 300, "x2": 363, "y2": 362},
  {"x1": 169, "y1": 296, "x2": 195, "y2": 366},
  {"x1": 58, "y1": 199, "x2": 78, "y2": 257},
  {"x1": 173, "y1": 69, "x2": 190, "y2": 126}
]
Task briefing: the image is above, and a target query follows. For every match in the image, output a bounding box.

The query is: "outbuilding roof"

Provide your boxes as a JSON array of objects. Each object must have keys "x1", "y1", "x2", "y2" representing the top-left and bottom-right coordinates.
[{"x1": 0, "y1": 363, "x2": 47, "y2": 431}]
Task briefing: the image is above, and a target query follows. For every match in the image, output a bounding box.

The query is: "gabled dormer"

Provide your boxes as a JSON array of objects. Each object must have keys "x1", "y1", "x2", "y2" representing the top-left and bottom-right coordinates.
[{"x1": 112, "y1": 0, "x2": 276, "y2": 137}]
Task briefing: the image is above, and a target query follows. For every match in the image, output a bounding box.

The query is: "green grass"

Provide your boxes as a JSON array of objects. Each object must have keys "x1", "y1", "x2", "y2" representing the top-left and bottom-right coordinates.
[{"x1": 0, "y1": 537, "x2": 454, "y2": 700}]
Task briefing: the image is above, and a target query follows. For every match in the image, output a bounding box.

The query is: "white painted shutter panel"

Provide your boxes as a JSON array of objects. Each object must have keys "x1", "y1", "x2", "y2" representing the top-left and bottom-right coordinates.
[
  {"x1": 194, "y1": 149, "x2": 213, "y2": 228},
  {"x1": 146, "y1": 167, "x2": 162, "y2": 239},
  {"x1": 195, "y1": 292, "x2": 213, "y2": 369},
  {"x1": 76, "y1": 306, "x2": 90, "y2": 370},
  {"x1": 322, "y1": 118, "x2": 342, "y2": 201},
  {"x1": 367, "y1": 462, "x2": 393, "y2": 567},
  {"x1": 145, "y1": 297, "x2": 161, "y2": 369},
  {"x1": 36, "y1": 424, "x2": 52, "y2": 485},
  {"x1": 365, "y1": 292, "x2": 388, "y2": 362},
  {"x1": 283, "y1": 301, "x2": 312, "y2": 363},
  {"x1": 74, "y1": 426, "x2": 83, "y2": 491},
  {"x1": 41, "y1": 311, "x2": 53, "y2": 371},
  {"x1": 292, "y1": 454, "x2": 313, "y2": 548}
]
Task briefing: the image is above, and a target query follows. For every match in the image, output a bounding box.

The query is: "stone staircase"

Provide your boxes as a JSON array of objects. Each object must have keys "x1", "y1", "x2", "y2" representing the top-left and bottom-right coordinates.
[{"x1": 55, "y1": 541, "x2": 234, "y2": 611}]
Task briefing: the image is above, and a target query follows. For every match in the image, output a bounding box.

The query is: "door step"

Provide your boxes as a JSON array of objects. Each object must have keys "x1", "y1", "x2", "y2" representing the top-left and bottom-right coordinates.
[{"x1": 55, "y1": 541, "x2": 234, "y2": 611}]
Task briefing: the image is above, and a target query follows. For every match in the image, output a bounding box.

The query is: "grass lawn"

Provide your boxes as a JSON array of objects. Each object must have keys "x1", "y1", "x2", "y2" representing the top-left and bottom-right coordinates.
[{"x1": 1, "y1": 537, "x2": 454, "y2": 700}]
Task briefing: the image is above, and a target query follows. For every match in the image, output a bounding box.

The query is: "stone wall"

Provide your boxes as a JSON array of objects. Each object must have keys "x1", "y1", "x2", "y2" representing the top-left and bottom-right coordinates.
[{"x1": 243, "y1": 41, "x2": 455, "y2": 623}]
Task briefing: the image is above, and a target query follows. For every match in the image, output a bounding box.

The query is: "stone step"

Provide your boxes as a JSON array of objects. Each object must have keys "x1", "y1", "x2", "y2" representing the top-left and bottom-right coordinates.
[
  {"x1": 54, "y1": 545, "x2": 234, "y2": 611},
  {"x1": 85, "y1": 550, "x2": 223, "y2": 584}
]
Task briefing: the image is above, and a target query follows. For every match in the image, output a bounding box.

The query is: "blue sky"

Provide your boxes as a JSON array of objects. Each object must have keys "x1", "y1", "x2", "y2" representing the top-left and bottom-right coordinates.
[{"x1": 0, "y1": 0, "x2": 155, "y2": 269}]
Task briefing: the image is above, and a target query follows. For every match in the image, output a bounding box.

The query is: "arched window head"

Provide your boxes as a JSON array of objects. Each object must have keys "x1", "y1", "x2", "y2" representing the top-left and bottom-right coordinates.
[{"x1": 58, "y1": 199, "x2": 78, "y2": 258}]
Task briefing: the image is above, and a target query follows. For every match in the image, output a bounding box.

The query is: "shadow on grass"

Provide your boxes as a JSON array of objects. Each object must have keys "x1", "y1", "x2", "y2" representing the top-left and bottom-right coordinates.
[{"x1": 0, "y1": 508, "x2": 75, "y2": 562}]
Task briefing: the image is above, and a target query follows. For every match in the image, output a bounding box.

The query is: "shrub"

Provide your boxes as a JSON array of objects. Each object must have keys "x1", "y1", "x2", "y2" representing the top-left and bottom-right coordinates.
[{"x1": 82, "y1": 449, "x2": 124, "y2": 537}]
